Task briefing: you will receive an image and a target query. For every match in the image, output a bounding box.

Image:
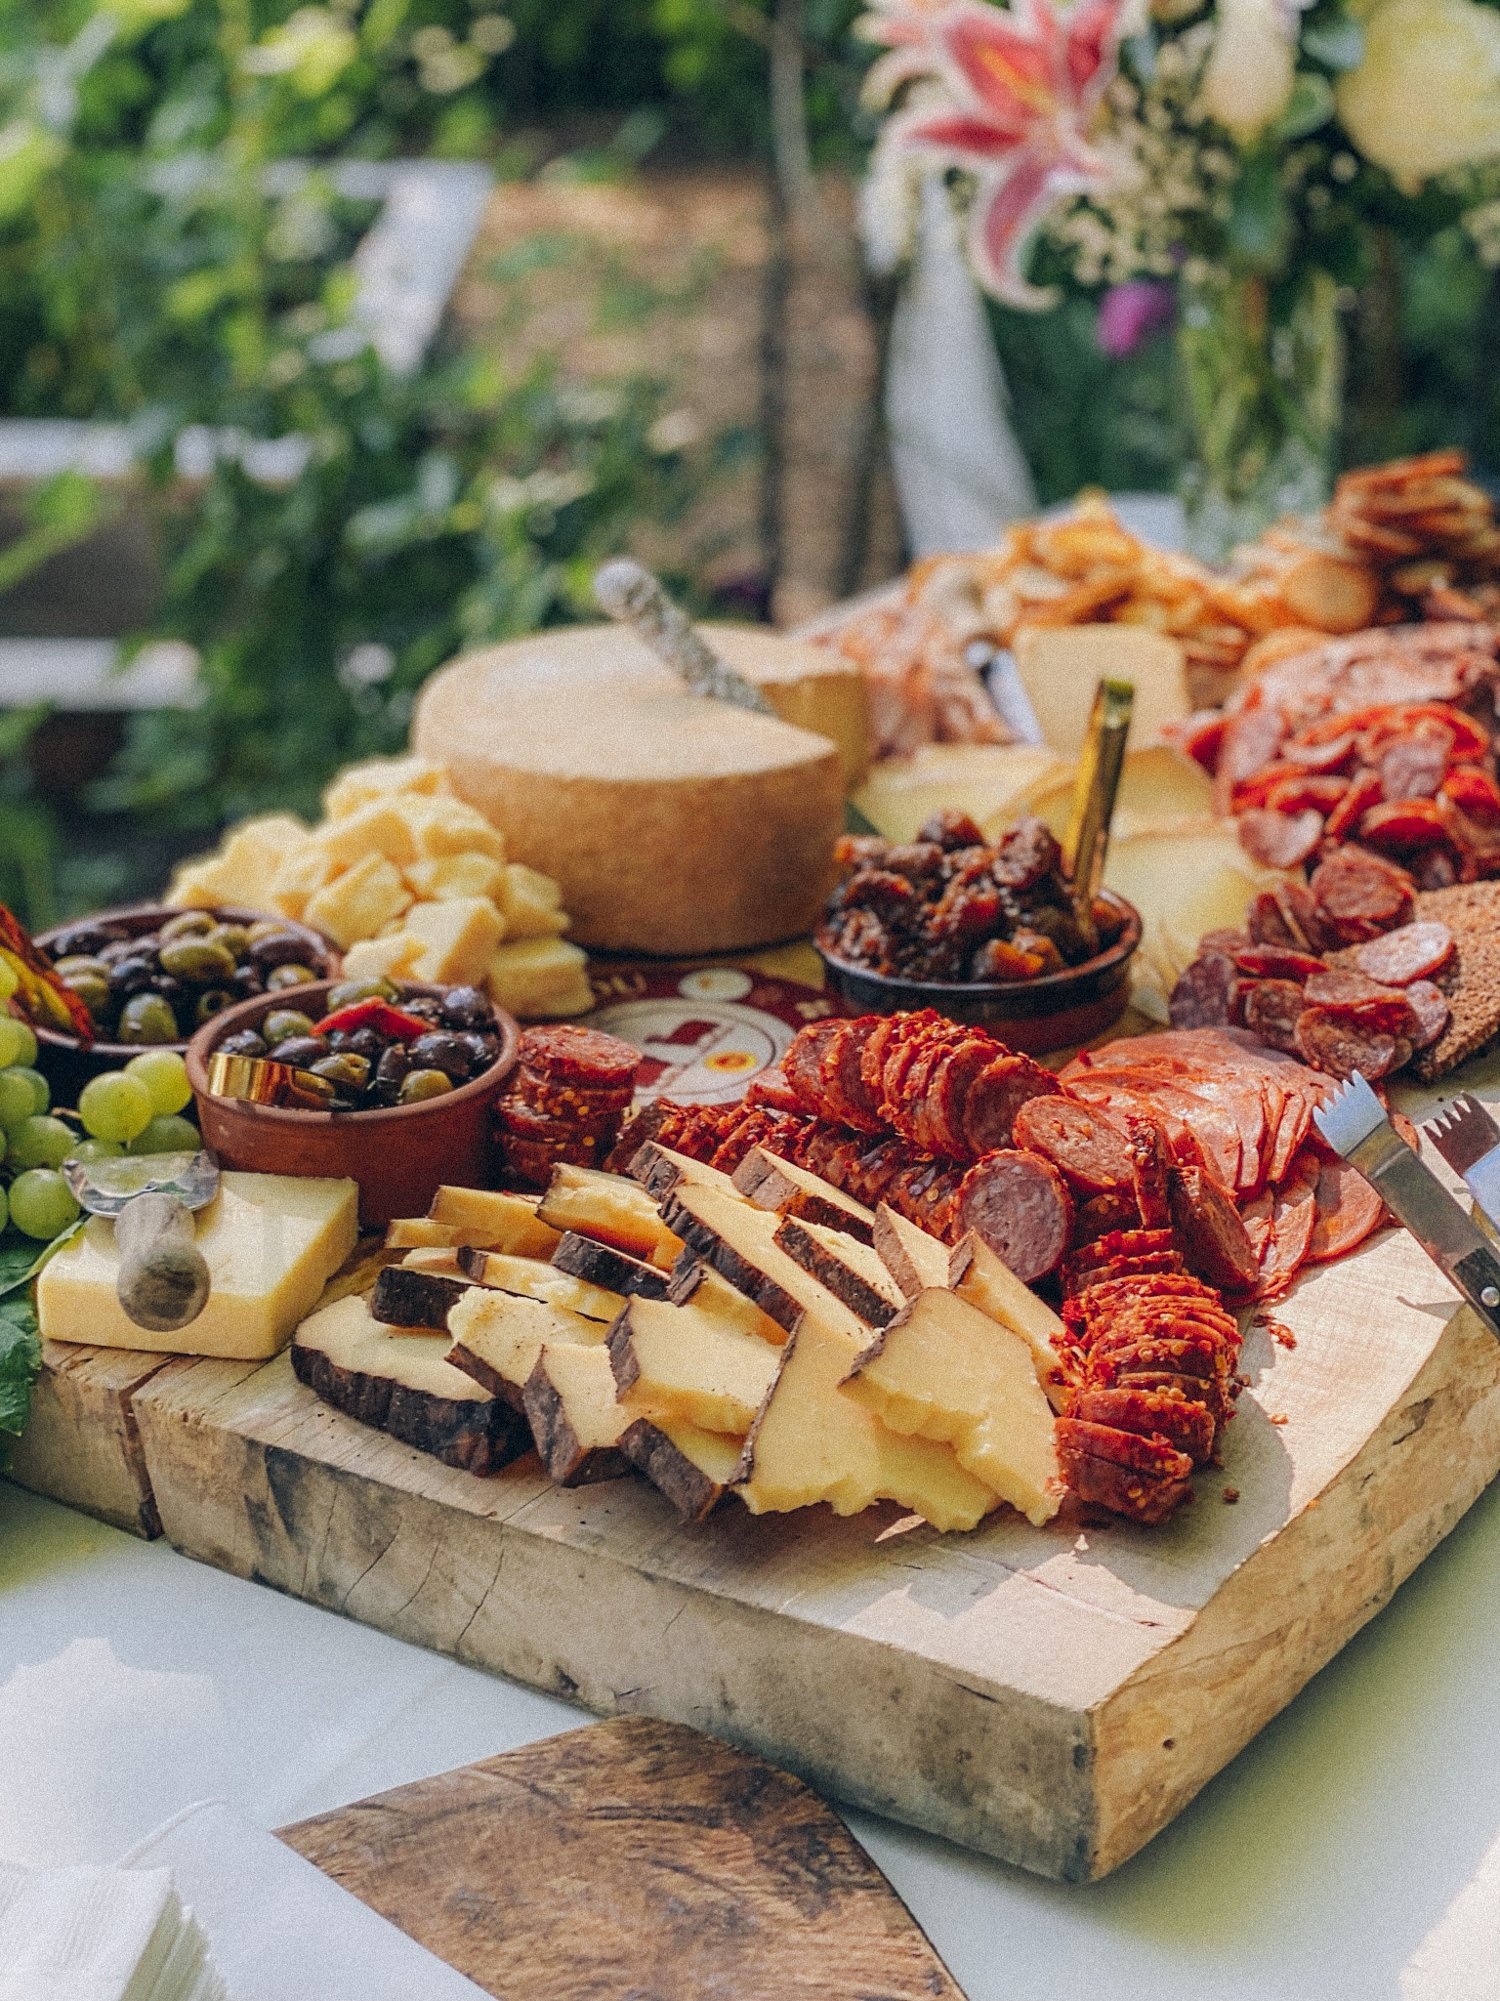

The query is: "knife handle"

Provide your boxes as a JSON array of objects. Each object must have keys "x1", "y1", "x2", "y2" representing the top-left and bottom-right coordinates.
[{"x1": 116, "y1": 1193, "x2": 210, "y2": 1333}]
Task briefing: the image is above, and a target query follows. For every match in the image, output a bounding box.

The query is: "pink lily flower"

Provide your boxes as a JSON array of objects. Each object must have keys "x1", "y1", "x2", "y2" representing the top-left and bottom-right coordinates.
[{"x1": 861, "y1": 0, "x2": 1130, "y2": 307}]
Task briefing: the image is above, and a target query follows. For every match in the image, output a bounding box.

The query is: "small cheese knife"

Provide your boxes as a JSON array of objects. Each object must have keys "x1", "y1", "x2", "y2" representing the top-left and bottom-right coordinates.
[
  {"x1": 592, "y1": 559, "x2": 776, "y2": 716},
  {"x1": 63, "y1": 1150, "x2": 219, "y2": 1334},
  {"x1": 1314, "y1": 1074, "x2": 1500, "y2": 1336}
]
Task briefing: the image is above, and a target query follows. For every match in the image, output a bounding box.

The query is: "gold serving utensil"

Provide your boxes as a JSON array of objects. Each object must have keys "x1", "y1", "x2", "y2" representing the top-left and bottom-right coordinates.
[
  {"x1": 207, "y1": 1051, "x2": 339, "y2": 1112},
  {"x1": 1063, "y1": 677, "x2": 1134, "y2": 950}
]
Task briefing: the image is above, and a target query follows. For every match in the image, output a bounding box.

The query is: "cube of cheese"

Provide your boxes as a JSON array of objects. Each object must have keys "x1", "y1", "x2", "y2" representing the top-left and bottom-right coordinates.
[
  {"x1": 304, "y1": 853, "x2": 413, "y2": 950},
  {"x1": 37, "y1": 1172, "x2": 358, "y2": 1359},
  {"x1": 404, "y1": 897, "x2": 505, "y2": 984},
  {"x1": 498, "y1": 862, "x2": 568, "y2": 940},
  {"x1": 485, "y1": 938, "x2": 593, "y2": 1019},
  {"x1": 394, "y1": 795, "x2": 506, "y2": 863},
  {"x1": 310, "y1": 801, "x2": 421, "y2": 870},
  {"x1": 167, "y1": 814, "x2": 307, "y2": 909},
  {"x1": 323, "y1": 755, "x2": 453, "y2": 819},
  {"x1": 404, "y1": 853, "x2": 507, "y2": 904},
  {"x1": 269, "y1": 843, "x2": 343, "y2": 921},
  {"x1": 340, "y1": 931, "x2": 426, "y2": 983}
]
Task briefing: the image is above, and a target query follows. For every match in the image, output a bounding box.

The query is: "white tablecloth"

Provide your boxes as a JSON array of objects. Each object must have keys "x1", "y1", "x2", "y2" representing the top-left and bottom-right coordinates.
[{"x1": 4, "y1": 1475, "x2": 1500, "y2": 2000}]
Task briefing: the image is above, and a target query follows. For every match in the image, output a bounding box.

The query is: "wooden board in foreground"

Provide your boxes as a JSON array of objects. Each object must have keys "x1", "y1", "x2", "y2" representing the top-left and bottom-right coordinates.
[
  {"x1": 122, "y1": 1218, "x2": 1500, "y2": 1881},
  {"x1": 279, "y1": 1715, "x2": 963, "y2": 2000},
  {"x1": 7, "y1": 1341, "x2": 182, "y2": 1537}
]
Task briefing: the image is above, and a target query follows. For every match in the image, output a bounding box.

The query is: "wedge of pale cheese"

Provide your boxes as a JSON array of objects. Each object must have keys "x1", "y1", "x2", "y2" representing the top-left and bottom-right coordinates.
[
  {"x1": 445, "y1": 1285, "x2": 605, "y2": 1409},
  {"x1": 737, "y1": 1310, "x2": 999, "y2": 1532},
  {"x1": 844, "y1": 1289, "x2": 1061, "y2": 1527},
  {"x1": 1011, "y1": 625, "x2": 1190, "y2": 756},
  {"x1": 38, "y1": 1172, "x2": 358, "y2": 1360},
  {"x1": 609, "y1": 1294, "x2": 778, "y2": 1435},
  {"x1": 948, "y1": 1232, "x2": 1068, "y2": 1406}
]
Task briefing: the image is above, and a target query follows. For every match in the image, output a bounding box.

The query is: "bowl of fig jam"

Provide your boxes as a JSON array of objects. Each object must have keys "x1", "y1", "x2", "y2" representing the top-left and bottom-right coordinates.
[{"x1": 186, "y1": 979, "x2": 519, "y2": 1228}]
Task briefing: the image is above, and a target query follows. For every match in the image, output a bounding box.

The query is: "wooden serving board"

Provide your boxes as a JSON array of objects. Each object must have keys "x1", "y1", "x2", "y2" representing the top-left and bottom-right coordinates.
[{"x1": 279, "y1": 1715, "x2": 964, "y2": 1999}]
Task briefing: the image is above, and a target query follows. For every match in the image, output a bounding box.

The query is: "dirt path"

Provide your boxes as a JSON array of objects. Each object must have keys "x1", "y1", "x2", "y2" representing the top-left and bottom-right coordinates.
[{"x1": 452, "y1": 165, "x2": 905, "y2": 626}]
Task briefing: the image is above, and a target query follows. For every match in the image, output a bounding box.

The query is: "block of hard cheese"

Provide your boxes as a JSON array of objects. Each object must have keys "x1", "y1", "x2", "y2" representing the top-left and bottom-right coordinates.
[
  {"x1": 412, "y1": 625, "x2": 847, "y2": 955},
  {"x1": 38, "y1": 1173, "x2": 358, "y2": 1359}
]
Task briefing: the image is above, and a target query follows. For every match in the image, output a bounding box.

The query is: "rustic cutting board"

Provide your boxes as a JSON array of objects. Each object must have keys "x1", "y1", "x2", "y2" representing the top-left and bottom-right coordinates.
[{"x1": 279, "y1": 1715, "x2": 964, "y2": 2000}]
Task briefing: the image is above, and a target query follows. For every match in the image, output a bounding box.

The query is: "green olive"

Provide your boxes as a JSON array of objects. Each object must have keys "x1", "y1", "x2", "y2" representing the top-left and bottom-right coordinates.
[
  {"x1": 205, "y1": 923, "x2": 250, "y2": 960},
  {"x1": 117, "y1": 993, "x2": 181, "y2": 1044},
  {"x1": 263, "y1": 1008, "x2": 317, "y2": 1046},
  {"x1": 194, "y1": 989, "x2": 235, "y2": 1024},
  {"x1": 64, "y1": 974, "x2": 111, "y2": 1021},
  {"x1": 247, "y1": 918, "x2": 289, "y2": 942},
  {"x1": 54, "y1": 954, "x2": 111, "y2": 985},
  {"x1": 266, "y1": 962, "x2": 319, "y2": 993},
  {"x1": 311, "y1": 1052, "x2": 372, "y2": 1092},
  {"x1": 159, "y1": 938, "x2": 238, "y2": 983},
  {"x1": 398, "y1": 1068, "x2": 453, "y2": 1104},
  {"x1": 326, "y1": 977, "x2": 396, "y2": 1010},
  {"x1": 159, "y1": 910, "x2": 217, "y2": 941}
]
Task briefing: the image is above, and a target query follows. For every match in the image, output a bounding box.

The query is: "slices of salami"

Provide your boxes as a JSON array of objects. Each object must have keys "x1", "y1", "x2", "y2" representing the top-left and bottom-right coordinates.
[
  {"x1": 1012, "y1": 1096, "x2": 1136, "y2": 1195},
  {"x1": 1233, "y1": 946, "x2": 1325, "y2": 981},
  {"x1": 1070, "y1": 1386, "x2": 1216, "y2": 1465},
  {"x1": 1293, "y1": 1006, "x2": 1401, "y2": 1081},
  {"x1": 1237, "y1": 807, "x2": 1324, "y2": 871},
  {"x1": 955, "y1": 1148, "x2": 1072, "y2": 1283},
  {"x1": 1304, "y1": 1155, "x2": 1386, "y2": 1263},
  {"x1": 1301, "y1": 968, "x2": 1416, "y2": 1035},
  {"x1": 961, "y1": 1053, "x2": 1061, "y2": 1156},
  {"x1": 1353, "y1": 920, "x2": 1455, "y2": 986},
  {"x1": 1403, "y1": 979, "x2": 1452, "y2": 1051},
  {"x1": 1169, "y1": 953, "x2": 1237, "y2": 1030},
  {"x1": 784, "y1": 1018, "x2": 844, "y2": 1117},
  {"x1": 519, "y1": 1025, "x2": 639, "y2": 1090},
  {"x1": 1168, "y1": 1162, "x2": 1260, "y2": 1293},
  {"x1": 1244, "y1": 979, "x2": 1308, "y2": 1055}
]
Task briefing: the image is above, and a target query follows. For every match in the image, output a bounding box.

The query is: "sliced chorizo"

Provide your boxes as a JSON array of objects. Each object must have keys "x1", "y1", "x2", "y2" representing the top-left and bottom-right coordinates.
[
  {"x1": 1168, "y1": 1162, "x2": 1260, "y2": 1294},
  {"x1": 1354, "y1": 920, "x2": 1455, "y2": 986},
  {"x1": 1013, "y1": 1095, "x2": 1136, "y2": 1195},
  {"x1": 955, "y1": 1148, "x2": 1072, "y2": 1283}
]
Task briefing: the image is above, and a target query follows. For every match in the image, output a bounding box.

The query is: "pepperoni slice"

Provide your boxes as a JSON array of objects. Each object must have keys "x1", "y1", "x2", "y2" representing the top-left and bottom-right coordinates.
[
  {"x1": 519, "y1": 1025, "x2": 640, "y2": 1090},
  {"x1": 1168, "y1": 1162, "x2": 1261, "y2": 1293},
  {"x1": 497, "y1": 1096, "x2": 621, "y2": 1145},
  {"x1": 1238, "y1": 807, "x2": 1324, "y2": 871},
  {"x1": 1323, "y1": 773, "x2": 1384, "y2": 844},
  {"x1": 1169, "y1": 953, "x2": 1238, "y2": 1031},
  {"x1": 1247, "y1": 890, "x2": 1297, "y2": 947},
  {"x1": 1013, "y1": 1096, "x2": 1136, "y2": 1195},
  {"x1": 1403, "y1": 979, "x2": 1451, "y2": 1051},
  {"x1": 1055, "y1": 1425, "x2": 1194, "y2": 1525},
  {"x1": 510, "y1": 1066, "x2": 633, "y2": 1126},
  {"x1": 1301, "y1": 968, "x2": 1416, "y2": 1034},
  {"x1": 1358, "y1": 798, "x2": 1449, "y2": 853},
  {"x1": 1304, "y1": 1155, "x2": 1386, "y2": 1263},
  {"x1": 1378, "y1": 722, "x2": 1453, "y2": 803},
  {"x1": 1256, "y1": 1163, "x2": 1318, "y2": 1302},
  {"x1": 1293, "y1": 1006, "x2": 1400, "y2": 1081},
  {"x1": 822, "y1": 1018, "x2": 887, "y2": 1132},
  {"x1": 1311, "y1": 849, "x2": 1413, "y2": 924},
  {"x1": 1278, "y1": 879, "x2": 1334, "y2": 952},
  {"x1": 1354, "y1": 920, "x2": 1455, "y2": 986},
  {"x1": 955, "y1": 1148, "x2": 1073, "y2": 1283}
]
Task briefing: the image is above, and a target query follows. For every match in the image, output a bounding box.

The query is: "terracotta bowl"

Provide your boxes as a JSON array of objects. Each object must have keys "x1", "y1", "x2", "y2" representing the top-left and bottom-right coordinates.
[
  {"x1": 34, "y1": 904, "x2": 338, "y2": 1103},
  {"x1": 186, "y1": 980, "x2": 520, "y2": 1229},
  {"x1": 814, "y1": 890, "x2": 1143, "y2": 1056}
]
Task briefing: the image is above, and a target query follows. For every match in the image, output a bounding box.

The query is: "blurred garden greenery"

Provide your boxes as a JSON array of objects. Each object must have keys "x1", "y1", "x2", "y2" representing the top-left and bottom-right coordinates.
[{"x1": 4, "y1": 0, "x2": 1500, "y2": 928}]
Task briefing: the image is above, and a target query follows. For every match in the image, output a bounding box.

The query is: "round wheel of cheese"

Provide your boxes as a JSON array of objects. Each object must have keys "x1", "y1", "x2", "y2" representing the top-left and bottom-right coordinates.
[{"x1": 412, "y1": 625, "x2": 852, "y2": 955}]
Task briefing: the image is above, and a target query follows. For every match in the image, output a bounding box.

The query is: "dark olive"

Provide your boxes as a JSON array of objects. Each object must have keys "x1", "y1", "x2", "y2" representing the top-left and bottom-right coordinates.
[
  {"x1": 49, "y1": 922, "x2": 126, "y2": 958},
  {"x1": 346, "y1": 1026, "x2": 384, "y2": 1061},
  {"x1": 310, "y1": 1052, "x2": 371, "y2": 1092},
  {"x1": 409, "y1": 1031, "x2": 473, "y2": 1080},
  {"x1": 439, "y1": 985, "x2": 492, "y2": 1030},
  {"x1": 216, "y1": 1028, "x2": 269, "y2": 1058},
  {"x1": 231, "y1": 966, "x2": 265, "y2": 998},
  {"x1": 326, "y1": 977, "x2": 396, "y2": 1009},
  {"x1": 108, "y1": 955, "x2": 160, "y2": 997},
  {"x1": 159, "y1": 938, "x2": 238, "y2": 983},
  {"x1": 459, "y1": 1031, "x2": 499, "y2": 1070},
  {"x1": 117, "y1": 993, "x2": 180, "y2": 1044},
  {"x1": 374, "y1": 1041, "x2": 411, "y2": 1083},
  {"x1": 268, "y1": 1035, "x2": 329, "y2": 1067},
  {"x1": 98, "y1": 938, "x2": 139, "y2": 965},
  {"x1": 266, "y1": 962, "x2": 319, "y2": 992},
  {"x1": 401, "y1": 996, "x2": 442, "y2": 1023},
  {"x1": 262, "y1": 1009, "x2": 317, "y2": 1046},
  {"x1": 195, "y1": 989, "x2": 236, "y2": 1024},
  {"x1": 160, "y1": 910, "x2": 217, "y2": 942},
  {"x1": 248, "y1": 930, "x2": 316, "y2": 971},
  {"x1": 398, "y1": 1068, "x2": 453, "y2": 1104}
]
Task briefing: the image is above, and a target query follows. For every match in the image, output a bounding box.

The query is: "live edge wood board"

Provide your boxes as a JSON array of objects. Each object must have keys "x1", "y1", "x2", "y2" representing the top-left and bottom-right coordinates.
[{"x1": 10, "y1": 1216, "x2": 1489, "y2": 1884}]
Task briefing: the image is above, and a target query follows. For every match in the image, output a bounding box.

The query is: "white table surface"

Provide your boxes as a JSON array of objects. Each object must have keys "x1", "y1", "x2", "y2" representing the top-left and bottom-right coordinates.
[{"x1": 4, "y1": 1468, "x2": 1500, "y2": 2001}]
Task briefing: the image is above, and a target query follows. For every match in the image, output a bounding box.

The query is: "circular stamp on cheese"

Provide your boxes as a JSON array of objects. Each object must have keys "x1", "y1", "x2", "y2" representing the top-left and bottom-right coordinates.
[{"x1": 581, "y1": 965, "x2": 842, "y2": 1104}]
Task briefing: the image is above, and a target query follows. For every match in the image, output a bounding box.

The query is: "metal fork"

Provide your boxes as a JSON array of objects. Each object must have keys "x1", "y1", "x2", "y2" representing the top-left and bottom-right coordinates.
[{"x1": 1424, "y1": 1094, "x2": 1500, "y2": 1234}]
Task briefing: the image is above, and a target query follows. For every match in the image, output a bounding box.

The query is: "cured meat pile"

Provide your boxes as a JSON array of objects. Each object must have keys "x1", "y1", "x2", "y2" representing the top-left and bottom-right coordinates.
[
  {"x1": 821, "y1": 597, "x2": 1011, "y2": 759},
  {"x1": 1055, "y1": 1231, "x2": 1244, "y2": 1527},
  {"x1": 820, "y1": 812, "x2": 1129, "y2": 984},
  {"x1": 1195, "y1": 695, "x2": 1500, "y2": 889},
  {"x1": 1326, "y1": 451, "x2": 1500, "y2": 621},
  {"x1": 1170, "y1": 885, "x2": 1455, "y2": 1084},
  {"x1": 496, "y1": 1025, "x2": 640, "y2": 1188}
]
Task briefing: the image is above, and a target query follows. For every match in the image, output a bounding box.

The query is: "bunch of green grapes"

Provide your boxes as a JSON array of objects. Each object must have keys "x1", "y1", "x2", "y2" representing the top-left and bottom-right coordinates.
[{"x1": 0, "y1": 963, "x2": 200, "y2": 1241}]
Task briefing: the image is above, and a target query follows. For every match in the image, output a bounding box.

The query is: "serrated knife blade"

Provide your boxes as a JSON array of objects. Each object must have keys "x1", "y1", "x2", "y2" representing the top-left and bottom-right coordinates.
[{"x1": 1315, "y1": 1073, "x2": 1500, "y2": 1337}]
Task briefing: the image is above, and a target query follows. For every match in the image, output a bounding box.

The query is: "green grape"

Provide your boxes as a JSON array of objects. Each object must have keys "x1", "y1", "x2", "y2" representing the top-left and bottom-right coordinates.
[
  {"x1": 9, "y1": 1115, "x2": 76, "y2": 1171},
  {"x1": 128, "y1": 1114, "x2": 201, "y2": 1156},
  {"x1": 9, "y1": 1169, "x2": 80, "y2": 1240},
  {"x1": 68, "y1": 1137, "x2": 124, "y2": 1164},
  {"x1": 80, "y1": 1071, "x2": 154, "y2": 1145},
  {"x1": 0, "y1": 1184, "x2": 8, "y2": 1234},
  {"x1": 0, "y1": 1015, "x2": 28, "y2": 1067},
  {"x1": 124, "y1": 1049, "x2": 193, "y2": 1118},
  {"x1": 10, "y1": 1068, "x2": 49, "y2": 1116},
  {"x1": 0, "y1": 1071, "x2": 32, "y2": 1131},
  {"x1": 0, "y1": 960, "x2": 18, "y2": 1002},
  {"x1": 6, "y1": 1022, "x2": 37, "y2": 1069}
]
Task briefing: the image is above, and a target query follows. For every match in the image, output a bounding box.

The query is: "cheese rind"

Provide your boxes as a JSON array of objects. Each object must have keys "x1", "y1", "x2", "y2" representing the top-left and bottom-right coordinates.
[
  {"x1": 872, "y1": 1204, "x2": 951, "y2": 1300},
  {"x1": 38, "y1": 1173, "x2": 359, "y2": 1359},
  {"x1": 538, "y1": 1166, "x2": 685, "y2": 1270}
]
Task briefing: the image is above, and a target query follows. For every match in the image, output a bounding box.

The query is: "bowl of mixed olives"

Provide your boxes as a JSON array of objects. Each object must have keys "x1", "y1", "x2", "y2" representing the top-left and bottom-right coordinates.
[
  {"x1": 185, "y1": 978, "x2": 520, "y2": 1227},
  {"x1": 34, "y1": 905, "x2": 337, "y2": 1099}
]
